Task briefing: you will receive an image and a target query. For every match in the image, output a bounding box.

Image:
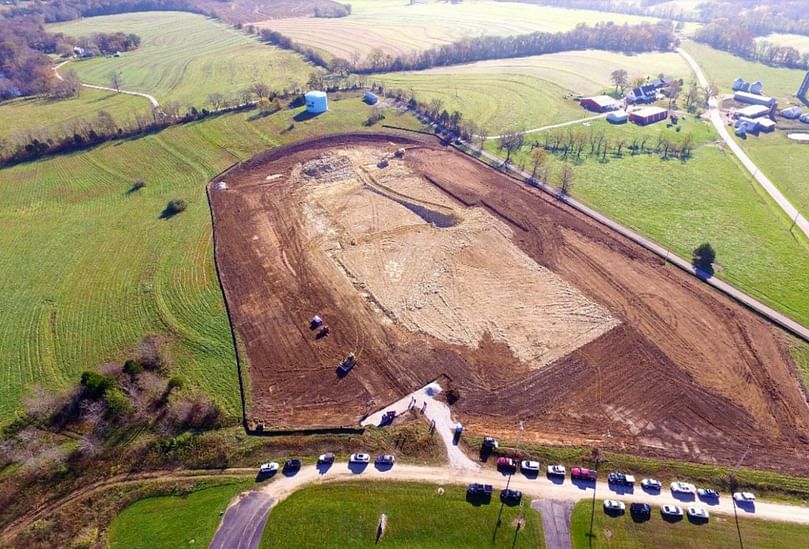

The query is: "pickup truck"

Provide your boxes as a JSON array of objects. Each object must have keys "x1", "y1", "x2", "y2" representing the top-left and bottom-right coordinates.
[{"x1": 571, "y1": 467, "x2": 597, "y2": 481}]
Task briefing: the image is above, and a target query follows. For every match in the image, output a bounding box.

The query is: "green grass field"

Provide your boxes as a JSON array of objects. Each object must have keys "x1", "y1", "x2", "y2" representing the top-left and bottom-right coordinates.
[
  {"x1": 0, "y1": 95, "x2": 419, "y2": 423},
  {"x1": 260, "y1": 482, "x2": 545, "y2": 548},
  {"x1": 107, "y1": 480, "x2": 252, "y2": 549},
  {"x1": 570, "y1": 499, "x2": 809, "y2": 548},
  {"x1": 51, "y1": 12, "x2": 316, "y2": 106},
  {"x1": 758, "y1": 33, "x2": 809, "y2": 55},
  {"x1": 733, "y1": 132, "x2": 809, "y2": 221},
  {"x1": 486, "y1": 121, "x2": 809, "y2": 328},
  {"x1": 259, "y1": 0, "x2": 661, "y2": 61},
  {"x1": 0, "y1": 88, "x2": 150, "y2": 141},
  {"x1": 682, "y1": 41, "x2": 806, "y2": 99},
  {"x1": 393, "y1": 50, "x2": 692, "y2": 96}
]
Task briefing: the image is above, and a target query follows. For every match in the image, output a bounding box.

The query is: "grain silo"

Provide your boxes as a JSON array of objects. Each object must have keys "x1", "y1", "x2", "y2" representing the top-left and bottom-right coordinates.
[{"x1": 305, "y1": 91, "x2": 328, "y2": 114}]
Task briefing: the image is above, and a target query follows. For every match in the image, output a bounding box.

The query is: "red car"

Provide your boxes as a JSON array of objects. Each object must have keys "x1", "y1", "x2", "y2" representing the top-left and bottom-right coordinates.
[
  {"x1": 497, "y1": 457, "x2": 517, "y2": 471},
  {"x1": 571, "y1": 467, "x2": 597, "y2": 481}
]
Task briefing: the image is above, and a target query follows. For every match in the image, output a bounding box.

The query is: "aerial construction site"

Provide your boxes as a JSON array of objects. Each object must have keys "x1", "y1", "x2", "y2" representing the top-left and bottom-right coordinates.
[{"x1": 209, "y1": 132, "x2": 809, "y2": 475}]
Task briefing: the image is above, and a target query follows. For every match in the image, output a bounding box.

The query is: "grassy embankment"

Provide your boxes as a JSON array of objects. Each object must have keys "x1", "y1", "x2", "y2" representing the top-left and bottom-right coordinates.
[
  {"x1": 0, "y1": 94, "x2": 421, "y2": 424},
  {"x1": 570, "y1": 499, "x2": 809, "y2": 548},
  {"x1": 260, "y1": 481, "x2": 545, "y2": 549},
  {"x1": 51, "y1": 11, "x2": 316, "y2": 107}
]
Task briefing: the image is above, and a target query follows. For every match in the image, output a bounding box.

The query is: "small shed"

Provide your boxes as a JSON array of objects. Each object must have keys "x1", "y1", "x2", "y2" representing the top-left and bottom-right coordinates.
[
  {"x1": 734, "y1": 91, "x2": 776, "y2": 107},
  {"x1": 606, "y1": 110, "x2": 628, "y2": 124},
  {"x1": 363, "y1": 91, "x2": 379, "y2": 104},
  {"x1": 305, "y1": 91, "x2": 328, "y2": 114},
  {"x1": 755, "y1": 117, "x2": 776, "y2": 132},
  {"x1": 580, "y1": 95, "x2": 619, "y2": 112},
  {"x1": 629, "y1": 106, "x2": 668, "y2": 126},
  {"x1": 735, "y1": 104, "x2": 770, "y2": 119}
]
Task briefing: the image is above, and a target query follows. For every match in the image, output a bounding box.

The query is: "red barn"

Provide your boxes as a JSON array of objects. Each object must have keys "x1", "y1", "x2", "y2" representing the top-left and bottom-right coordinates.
[
  {"x1": 629, "y1": 106, "x2": 668, "y2": 126},
  {"x1": 580, "y1": 95, "x2": 619, "y2": 112}
]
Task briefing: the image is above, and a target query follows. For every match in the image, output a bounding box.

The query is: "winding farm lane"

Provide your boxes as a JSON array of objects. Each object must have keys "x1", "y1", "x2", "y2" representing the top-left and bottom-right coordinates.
[
  {"x1": 53, "y1": 60, "x2": 161, "y2": 109},
  {"x1": 484, "y1": 112, "x2": 609, "y2": 140},
  {"x1": 210, "y1": 461, "x2": 809, "y2": 549},
  {"x1": 676, "y1": 47, "x2": 809, "y2": 240}
]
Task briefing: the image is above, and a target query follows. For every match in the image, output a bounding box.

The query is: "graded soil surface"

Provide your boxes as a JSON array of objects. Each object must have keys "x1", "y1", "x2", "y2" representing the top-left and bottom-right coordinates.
[{"x1": 209, "y1": 132, "x2": 809, "y2": 474}]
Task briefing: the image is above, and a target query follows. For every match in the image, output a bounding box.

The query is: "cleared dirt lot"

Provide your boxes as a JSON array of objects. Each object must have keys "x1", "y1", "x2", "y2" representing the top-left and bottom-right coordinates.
[{"x1": 210, "y1": 133, "x2": 809, "y2": 474}]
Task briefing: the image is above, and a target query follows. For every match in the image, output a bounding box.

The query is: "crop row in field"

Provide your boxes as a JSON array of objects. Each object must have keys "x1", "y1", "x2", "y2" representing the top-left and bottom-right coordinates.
[
  {"x1": 51, "y1": 12, "x2": 316, "y2": 107},
  {"x1": 0, "y1": 95, "x2": 418, "y2": 422},
  {"x1": 258, "y1": 0, "x2": 661, "y2": 61}
]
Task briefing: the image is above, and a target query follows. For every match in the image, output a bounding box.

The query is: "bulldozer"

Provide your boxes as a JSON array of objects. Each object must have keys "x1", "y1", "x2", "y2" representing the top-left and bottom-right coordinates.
[{"x1": 337, "y1": 352, "x2": 357, "y2": 376}]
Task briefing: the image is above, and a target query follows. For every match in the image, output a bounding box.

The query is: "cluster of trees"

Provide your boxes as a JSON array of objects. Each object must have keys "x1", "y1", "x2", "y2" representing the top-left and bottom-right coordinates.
[
  {"x1": 4, "y1": 0, "x2": 205, "y2": 23},
  {"x1": 76, "y1": 31, "x2": 141, "y2": 55},
  {"x1": 694, "y1": 1, "x2": 809, "y2": 38},
  {"x1": 537, "y1": 126, "x2": 696, "y2": 162},
  {"x1": 695, "y1": 23, "x2": 809, "y2": 70},
  {"x1": 313, "y1": 2, "x2": 351, "y2": 18},
  {"x1": 0, "y1": 18, "x2": 67, "y2": 99}
]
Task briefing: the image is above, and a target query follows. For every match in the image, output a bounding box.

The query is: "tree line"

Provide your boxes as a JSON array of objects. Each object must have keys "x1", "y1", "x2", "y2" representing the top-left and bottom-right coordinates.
[{"x1": 695, "y1": 22, "x2": 809, "y2": 70}]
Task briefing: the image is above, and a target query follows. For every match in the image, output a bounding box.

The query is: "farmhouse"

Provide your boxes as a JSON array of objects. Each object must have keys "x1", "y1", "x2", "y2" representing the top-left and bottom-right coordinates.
[
  {"x1": 629, "y1": 106, "x2": 668, "y2": 126},
  {"x1": 606, "y1": 110, "x2": 628, "y2": 124},
  {"x1": 736, "y1": 104, "x2": 771, "y2": 119},
  {"x1": 305, "y1": 91, "x2": 328, "y2": 113},
  {"x1": 580, "y1": 95, "x2": 619, "y2": 112},
  {"x1": 627, "y1": 84, "x2": 657, "y2": 104},
  {"x1": 734, "y1": 91, "x2": 776, "y2": 108}
]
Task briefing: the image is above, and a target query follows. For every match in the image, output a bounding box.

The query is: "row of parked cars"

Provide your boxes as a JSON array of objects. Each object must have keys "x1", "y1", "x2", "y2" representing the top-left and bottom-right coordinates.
[
  {"x1": 467, "y1": 483, "x2": 522, "y2": 504},
  {"x1": 258, "y1": 453, "x2": 396, "y2": 475},
  {"x1": 604, "y1": 500, "x2": 710, "y2": 521}
]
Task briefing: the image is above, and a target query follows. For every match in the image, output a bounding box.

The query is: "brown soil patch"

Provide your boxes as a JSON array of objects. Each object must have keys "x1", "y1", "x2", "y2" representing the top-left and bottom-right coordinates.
[{"x1": 209, "y1": 132, "x2": 809, "y2": 475}]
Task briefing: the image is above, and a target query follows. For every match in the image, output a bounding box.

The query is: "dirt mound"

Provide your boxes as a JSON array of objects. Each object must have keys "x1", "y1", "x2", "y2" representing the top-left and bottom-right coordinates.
[{"x1": 210, "y1": 132, "x2": 809, "y2": 474}]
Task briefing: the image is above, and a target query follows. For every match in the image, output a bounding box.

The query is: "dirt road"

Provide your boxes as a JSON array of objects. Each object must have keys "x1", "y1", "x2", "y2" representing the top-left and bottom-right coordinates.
[
  {"x1": 210, "y1": 461, "x2": 809, "y2": 549},
  {"x1": 677, "y1": 47, "x2": 809, "y2": 240},
  {"x1": 53, "y1": 60, "x2": 161, "y2": 109}
]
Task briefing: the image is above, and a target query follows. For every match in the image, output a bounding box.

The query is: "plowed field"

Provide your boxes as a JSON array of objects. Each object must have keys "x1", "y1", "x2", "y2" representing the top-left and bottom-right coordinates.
[{"x1": 210, "y1": 133, "x2": 809, "y2": 474}]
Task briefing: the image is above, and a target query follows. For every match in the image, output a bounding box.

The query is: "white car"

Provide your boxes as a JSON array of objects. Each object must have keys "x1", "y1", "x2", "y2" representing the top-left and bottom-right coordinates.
[
  {"x1": 547, "y1": 464, "x2": 566, "y2": 476},
  {"x1": 259, "y1": 462, "x2": 279, "y2": 474},
  {"x1": 687, "y1": 506, "x2": 710, "y2": 520},
  {"x1": 349, "y1": 453, "x2": 371, "y2": 464},
  {"x1": 671, "y1": 481, "x2": 696, "y2": 494},
  {"x1": 521, "y1": 460, "x2": 540, "y2": 472},
  {"x1": 733, "y1": 491, "x2": 756, "y2": 503},
  {"x1": 603, "y1": 500, "x2": 626, "y2": 512},
  {"x1": 661, "y1": 504, "x2": 684, "y2": 517},
  {"x1": 641, "y1": 478, "x2": 662, "y2": 491}
]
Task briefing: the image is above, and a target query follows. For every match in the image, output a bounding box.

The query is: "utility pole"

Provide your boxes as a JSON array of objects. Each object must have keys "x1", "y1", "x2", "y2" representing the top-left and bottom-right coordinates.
[
  {"x1": 730, "y1": 446, "x2": 751, "y2": 549},
  {"x1": 504, "y1": 420, "x2": 524, "y2": 492}
]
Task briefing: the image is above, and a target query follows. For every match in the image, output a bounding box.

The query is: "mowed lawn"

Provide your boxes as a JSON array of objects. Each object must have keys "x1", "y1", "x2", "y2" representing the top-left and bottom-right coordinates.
[
  {"x1": 0, "y1": 88, "x2": 149, "y2": 141},
  {"x1": 260, "y1": 482, "x2": 545, "y2": 548},
  {"x1": 258, "y1": 0, "x2": 660, "y2": 61},
  {"x1": 734, "y1": 132, "x2": 809, "y2": 221},
  {"x1": 682, "y1": 41, "x2": 806, "y2": 99},
  {"x1": 394, "y1": 50, "x2": 692, "y2": 97},
  {"x1": 570, "y1": 499, "x2": 809, "y2": 548},
  {"x1": 378, "y1": 73, "x2": 583, "y2": 133},
  {"x1": 51, "y1": 12, "x2": 315, "y2": 106},
  {"x1": 0, "y1": 95, "x2": 418, "y2": 422},
  {"x1": 107, "y1": 481, "x2": 252, "y2": 549},
  {"x1": 490, "y1": 120, "x2": 809, "y2": 328}
]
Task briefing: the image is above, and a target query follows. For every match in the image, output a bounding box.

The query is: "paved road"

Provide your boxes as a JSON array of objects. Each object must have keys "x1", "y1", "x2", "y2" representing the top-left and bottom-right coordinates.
[
  {"x1": 533, "y1": 500, "x2": 574, "y2": 549},
  {"x1": 209, "y1": 461, "x2": 809, "y2": 549},
  {"x1": 361, "y1": 382, "x2": 480, "y2": 470},
  {"x1": 677, "y1": 47, "x2": 809, "y2": 240},
  {"x1": 53, "y1": 60, "x2": 161, "y2": 109},
  {"x1": 484, "y1": 113, "x2": 608, "y2": 140}
]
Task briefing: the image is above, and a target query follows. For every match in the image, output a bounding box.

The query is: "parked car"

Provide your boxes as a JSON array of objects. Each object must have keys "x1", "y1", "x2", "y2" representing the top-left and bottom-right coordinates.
[
  {"x1": 283, "y1": 458, "x2": 302, "y2": 472},
  {"x1": 671, "y1": 481, "x2": 696, "y2": 494},
  {"x1": 547, "y1": 464, "x2": 566, "y2": 476},
  {"x1": 697, "y1": 488, "x2": 719, "y2": 500},
  {"x1": 603, "y1": 500, "x2": 626, "y2": 513},
  {"x1": 630, "y1": 503, "x2": 651, "y2": 519},
  {"x1": 661, "y1": 504, "x2": 684, "y2": 518},
  {"x1": 467, "y1": 483, "x2": 493, "y2": 497},
  {"x1": 571, "y1": 467, "x2": 597, "y2": 481},
  {"x1": 497, "y1": 457, "x2": 517, "y2": 471},
  {"x1": 641, "y1": 478, "x2": 662, "y2": 491},
  {"x1": 317, "y1": 452, "x2": 335, "y2": 464},
  {"x1": 521, "y1": 460, "x2": 540, "y2": 473},
  {"x1": 349, "y1": 453, "x2": 371, "y2": 464},
  {"x1": 608, "y1": 472, "x2": 635, "y2": 485},
  {"x1": 482, "y1": 436, "x2": 499, "y2": 450},
  {"x1": 259, "y1": 462, "x2": 279, "y2": 475},
  {"x1": 733, "y1": 492, "x2": 756, "y2": 503},
  {"x1": 376, "y1": 454, "x2": 396, "y2": 465},
  {"x1": 500, "y1": 489, "x2": 522, "y2": 503},
  {"x1": 687, "y1": 506, "x2": 710, "y2": 520}
]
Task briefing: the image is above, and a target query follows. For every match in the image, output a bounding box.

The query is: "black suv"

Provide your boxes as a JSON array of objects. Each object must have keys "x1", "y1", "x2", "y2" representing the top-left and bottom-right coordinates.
[
  {"x1": 467, "y1": 483, "x2": 493, "y2": 497},
  {"x1": 283, "y1": 458, "x2": 302, "y2": 473},
  {"x1": 500, "y1": 489, "x2": 523, "y2": 503},
  {"x1": 630, "y1": 503, "x2": 651, "y2": 519}
]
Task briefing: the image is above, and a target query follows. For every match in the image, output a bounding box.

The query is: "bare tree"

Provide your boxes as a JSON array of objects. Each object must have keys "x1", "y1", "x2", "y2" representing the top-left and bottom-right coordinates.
[
  {"x1": 497, "y1": 130, "x2": 525, "y2": 165},
  {"x1": 250, "y1": 81, "x2": 271, "y2": 99},
  {"x1": 531, "y1": 147, "x2": 546, "y2": 178},
  {"x1": 610, "y1": 69, "x2": 629, "y2": 93},
  {"x1": 109, "y1": 71, "x2": 122, "y2": 93},
  {"x1": 668, "y1": 80, "x2": 682, "y2": 109},
  {"x1": 684, "y1": 81, "x2": 702, "y2": 112},
  {"x1": 557, "y1": 163, "x2": 575, "y2": 195},
  {"x1": 703, "y1": 81, "x2": 718, "y2": 106},
  {"x1": 207, "y1": 92, "x2": 225, "y2": 111}
]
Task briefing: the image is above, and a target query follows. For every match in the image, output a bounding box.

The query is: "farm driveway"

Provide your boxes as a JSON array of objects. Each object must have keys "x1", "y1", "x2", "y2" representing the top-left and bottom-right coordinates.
[
  {"x1": 210, "y1": 492, "x2": 276, "y2": 549},
  {"x1": 533, "y1": 500, "x2": 574, "y2": 549},
  {"x1": 53, "y1": 60, "x2": 161, "y2": 109}
]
